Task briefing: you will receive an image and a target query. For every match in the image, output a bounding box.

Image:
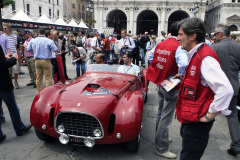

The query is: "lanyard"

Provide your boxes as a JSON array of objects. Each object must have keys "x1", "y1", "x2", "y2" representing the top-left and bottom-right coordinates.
[
  {"x1": 191, "y1": 43, "x2": 205, "y2": 59},
  {"x1": 123, "y1": 37, "x2": 129, "y2": 45},
  {"x1": 124, "y1": 65, "x2": 132, "y2": 73}
]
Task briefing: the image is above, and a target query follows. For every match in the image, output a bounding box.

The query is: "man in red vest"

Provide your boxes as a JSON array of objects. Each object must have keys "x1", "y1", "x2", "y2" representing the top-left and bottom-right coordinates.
[
  {"x1": 147, "y1": 22, "x2": 188, "y2": 159},
  {"x1": 176, "y1": 18, "x2": 233, "y2": 160}
]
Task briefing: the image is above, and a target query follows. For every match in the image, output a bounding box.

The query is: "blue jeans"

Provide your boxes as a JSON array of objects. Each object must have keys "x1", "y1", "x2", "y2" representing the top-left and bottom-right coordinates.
[
  {"x1": 104, "y1": 50, "x2": 110, "y2": 64},
  {"x1": 76, "y1": 61, "x2": 85, "y2": 77},
  {"x1": 68, "y1": 46, "x2": 71, "y2": 55},
  {"x1": 0, "y1": 89, "x2": 26, "y2": 138},
  {"x1": 140, "y1": 48, "x2": 146, "y2": 65}
]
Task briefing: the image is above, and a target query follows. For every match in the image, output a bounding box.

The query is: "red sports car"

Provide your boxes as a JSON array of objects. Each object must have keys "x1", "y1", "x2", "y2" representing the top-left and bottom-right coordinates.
[{"x1": 30, "y1": 64, "x2": 148, "y2": 152}]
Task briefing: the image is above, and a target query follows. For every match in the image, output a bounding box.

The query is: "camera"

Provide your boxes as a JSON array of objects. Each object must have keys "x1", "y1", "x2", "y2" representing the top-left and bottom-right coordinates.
[{"x1": 124, "y1": 45, "x2": 129, "y2": 49}]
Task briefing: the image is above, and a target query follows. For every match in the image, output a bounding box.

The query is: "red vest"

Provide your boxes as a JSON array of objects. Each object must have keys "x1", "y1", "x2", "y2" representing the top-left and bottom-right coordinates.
[
  {"x1": 147, "y1": 38, "x2": 180, "y2": 88},
  {"x1": 176, "y1": 44, "x2": 220, "y2": 123}
]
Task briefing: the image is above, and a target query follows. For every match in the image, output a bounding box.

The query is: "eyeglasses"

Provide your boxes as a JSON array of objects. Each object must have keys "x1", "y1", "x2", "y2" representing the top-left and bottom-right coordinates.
[
  {"x1": 3, "y1": 28, "x2": 7, "y2": 30},
  {"x1": 214, "y1": 32, "x2": 220, "y2": 36}
]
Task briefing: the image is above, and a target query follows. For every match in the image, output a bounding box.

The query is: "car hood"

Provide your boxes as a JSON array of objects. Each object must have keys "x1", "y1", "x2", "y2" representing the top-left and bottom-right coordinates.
[
  {"x1": 55, "y1": 72, "x2": 136, "y2": 116},
  {"x1": 59, "y1": 72, "x2": 136, "y2": 103}
]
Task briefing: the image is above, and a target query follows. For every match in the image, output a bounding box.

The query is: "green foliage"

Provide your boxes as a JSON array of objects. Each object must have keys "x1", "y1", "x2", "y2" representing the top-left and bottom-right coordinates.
[
  {"x1": 84, "y1": 20, "x2": 96, "y2": 24},
  {"x1": 3, "y1": 0, "x2": 15, "y2": 7}
]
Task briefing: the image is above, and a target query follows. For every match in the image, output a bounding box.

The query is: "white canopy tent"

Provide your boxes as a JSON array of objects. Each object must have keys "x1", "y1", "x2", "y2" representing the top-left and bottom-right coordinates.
[
  {"x1": 231, "y1": 31, "x2": 240, "y2": 35},
  {"x1": 11, "y1": 9, "x2": 34, "y2": 22},
  {"x1": 54, "y1": 17, "x2": 68, "y2": 26},
  {"x1": 36, "y1": 14, "x2": 53, "y2": 24},
  {"x1": 78, "y1": 19, "x2": 88, "y2": 28},
  {"x1": 68, "y1": 19, "x2": 79, "y2": 27}
]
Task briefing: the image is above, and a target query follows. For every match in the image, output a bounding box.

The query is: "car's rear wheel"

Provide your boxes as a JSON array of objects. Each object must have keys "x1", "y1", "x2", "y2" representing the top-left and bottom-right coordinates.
[
  {"x1": 126, "y1": 131, "x2": 141, "y2": 153},
  {"x1": 35, "y1": 129, "x2": 55, "y2": 142}
]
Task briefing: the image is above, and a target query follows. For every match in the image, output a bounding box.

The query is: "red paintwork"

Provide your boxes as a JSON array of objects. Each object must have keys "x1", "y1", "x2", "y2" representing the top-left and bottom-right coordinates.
[{"x1": 30, "y1": 70, "x2": 148, "y2": 144}]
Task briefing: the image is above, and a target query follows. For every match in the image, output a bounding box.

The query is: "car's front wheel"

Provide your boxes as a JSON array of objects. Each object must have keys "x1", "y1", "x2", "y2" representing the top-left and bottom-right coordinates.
[
  {"x1": 125, "y1": 129, "x2": 141, "y2": 153},
  {"x1": 35, "y1": 129, "x2": 55, "y2": 142}
]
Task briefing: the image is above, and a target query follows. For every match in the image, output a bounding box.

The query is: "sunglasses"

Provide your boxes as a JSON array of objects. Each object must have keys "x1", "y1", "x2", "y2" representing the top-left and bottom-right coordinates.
[
  {"x1": 3, "y1": 28, "x2": 7, "y2": 30},
  {"x1": 214, "y1": 32, "x2": 220, "y2": 36}
]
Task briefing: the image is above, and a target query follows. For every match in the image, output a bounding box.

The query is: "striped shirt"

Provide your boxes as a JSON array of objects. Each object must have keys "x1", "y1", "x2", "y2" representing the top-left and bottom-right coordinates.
[
  {"x1": 5, "y1": 33, "x2": 17, "y2": 55},
  {"x1": 85, "y1": 38, "x2": 92, "y2": 50},
  {"x1": 24, "y1": 37, "x2": 34, "y2": 58}
]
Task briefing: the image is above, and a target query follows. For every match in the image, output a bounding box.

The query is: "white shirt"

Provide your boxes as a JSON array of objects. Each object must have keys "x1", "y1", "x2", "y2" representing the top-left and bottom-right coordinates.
[
  {"x1": 119, "y1": 37, "x2": 135, "y2": 52},
  {"x1": 82, "y1": 36, "x2": 87, "y2": 44},
  {"x1": 117, "y1": 63, "x2": 140, "y2": 77},
  {"x1": 188, "y1": 43, "x2": 233, "y2": 116},
  {"x1": 91, "y1": 37, "x2": 100, "y2": 52}
]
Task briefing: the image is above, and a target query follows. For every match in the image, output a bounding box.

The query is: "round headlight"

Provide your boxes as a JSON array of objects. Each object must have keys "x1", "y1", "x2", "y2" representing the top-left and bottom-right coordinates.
[
  {"x1": 93, "y1": 129, "x2": 102, "y2": 137},
  {"x1": 59, "y1": 133, "x2": 69, "y2": 144},
  {"x1": 57, "y1": 125, "x2": 65, "y2": 133},
  {"x1": 83, "y1": 137, "x2": 95, "y2": 148}
]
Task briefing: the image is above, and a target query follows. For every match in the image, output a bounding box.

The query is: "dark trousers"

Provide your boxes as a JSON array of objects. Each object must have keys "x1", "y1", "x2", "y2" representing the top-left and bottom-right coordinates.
[
  {"x1": 132, "y1": 53, "x2": 139, "y2": 66},
  {"x1": 180, "y1": 120, "x2": 214, "y2": 160},
  {"x1": 227, "y1": 96, "x2": 240, "y2": 152},
  {"x1": 0, "y1": 89, "x2": 26, "y2": 138},
  {"x1": 0, "y1": 99, "x2": 5, "y2": 121},
  {"x1": 61, "y1": 54, "x2": 68, "y2": 79}
]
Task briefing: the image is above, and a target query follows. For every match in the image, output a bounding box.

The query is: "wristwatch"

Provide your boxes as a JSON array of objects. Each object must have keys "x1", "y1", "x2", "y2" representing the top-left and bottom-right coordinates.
[{"x1": 204, "y1": 113, "x2": 213, "y2": 122}]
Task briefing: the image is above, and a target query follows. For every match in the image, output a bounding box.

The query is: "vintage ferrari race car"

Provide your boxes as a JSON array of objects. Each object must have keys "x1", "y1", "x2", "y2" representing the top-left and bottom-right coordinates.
[{"x1": 30, "y1": 64, "x2": 148, "y2": 152}]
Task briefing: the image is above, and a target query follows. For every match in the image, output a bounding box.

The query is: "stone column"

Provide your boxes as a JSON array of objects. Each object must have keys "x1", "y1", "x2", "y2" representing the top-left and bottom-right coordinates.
[
  {"x1": 94, "y1": 6, "x2": 99, "y2": 28},
  {"x1": 133, "y1": 20, "x2": 137, "y2": 35},
  {"x1": 129, "y1": 8, "x2": 134, "y2": 34},
  {"x1": 99, "y1": 8, "x2": 103, "y2": 28},
  {"x1": 158, "y1": 21, "x2": 161, "y2": 36},
  {"x1": 127, "y1": 10, "x2": 130, "y2": 31},
  {"x1": 161, "y1": 8, "x2": 166, "y2": 32}
]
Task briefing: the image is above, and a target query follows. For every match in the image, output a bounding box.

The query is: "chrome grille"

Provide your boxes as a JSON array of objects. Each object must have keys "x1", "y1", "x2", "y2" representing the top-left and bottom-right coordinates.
[{"x1": 55, "y1": 112, "x2": 103, "y2": 138}]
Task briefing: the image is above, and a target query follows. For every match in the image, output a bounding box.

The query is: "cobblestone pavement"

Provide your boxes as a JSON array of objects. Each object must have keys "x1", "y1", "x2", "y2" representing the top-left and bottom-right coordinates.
[{"x1": 0, "y1": 55, "x2": 239, "y2": 160}]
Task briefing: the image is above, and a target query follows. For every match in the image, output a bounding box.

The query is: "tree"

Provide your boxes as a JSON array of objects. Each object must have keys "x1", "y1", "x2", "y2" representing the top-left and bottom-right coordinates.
[{"x1": 3, "y1": 0, "x2": 14, "y2": 7}]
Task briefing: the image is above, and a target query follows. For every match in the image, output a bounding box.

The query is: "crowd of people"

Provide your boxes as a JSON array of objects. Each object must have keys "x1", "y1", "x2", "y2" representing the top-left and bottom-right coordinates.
[{"x1": 0, "y1": 17, "x2": 240, "y2": 160}]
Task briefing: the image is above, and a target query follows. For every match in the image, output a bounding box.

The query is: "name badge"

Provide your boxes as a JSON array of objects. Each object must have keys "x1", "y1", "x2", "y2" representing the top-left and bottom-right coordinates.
[{"x1": 183, "y1": 86, "x2": 195, "y2": 98}]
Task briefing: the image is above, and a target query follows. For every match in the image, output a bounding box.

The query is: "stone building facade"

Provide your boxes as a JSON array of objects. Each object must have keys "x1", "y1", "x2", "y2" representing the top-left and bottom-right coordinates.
[
  {"x1": 94, "y1": 0, "x2": 207, "y2": 36},
  {"x1": 205, "y1": 0, "x2": 240, "y2": 34},
  {"x1": 3, "y1": 0, "x2": 63, "y2": 19},
  {"x1": 71, "y1": 0, "x2": 94, "y2": 22}
]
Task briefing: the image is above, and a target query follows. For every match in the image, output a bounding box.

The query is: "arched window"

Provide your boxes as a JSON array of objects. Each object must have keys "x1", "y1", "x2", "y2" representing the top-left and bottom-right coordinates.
[{"x1": 82, "y1": 13, "x2": 85, "y2": 20}]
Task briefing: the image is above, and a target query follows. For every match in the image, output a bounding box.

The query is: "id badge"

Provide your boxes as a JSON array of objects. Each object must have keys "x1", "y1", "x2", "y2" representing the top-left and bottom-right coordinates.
[{"x1": 183, "y1": 86, "x2": 196, "y2": 99}]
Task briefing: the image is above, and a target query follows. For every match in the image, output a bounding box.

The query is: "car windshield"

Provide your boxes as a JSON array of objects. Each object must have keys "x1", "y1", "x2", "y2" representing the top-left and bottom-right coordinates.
[{"x1": 86, "y1": 64, "x2": 122, "y2": 73}]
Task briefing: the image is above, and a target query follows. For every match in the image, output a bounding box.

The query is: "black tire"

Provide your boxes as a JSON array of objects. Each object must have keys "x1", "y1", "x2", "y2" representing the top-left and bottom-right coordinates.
[
  {"x1": 144, "y1": 91, "x2": 148, "y2": 103},
  {"x1": 35, "y1": 129, "x2": 55, "y2": 142},
  {"x1": 126, "y1": 131, "x2": 141, "y2": 153}
]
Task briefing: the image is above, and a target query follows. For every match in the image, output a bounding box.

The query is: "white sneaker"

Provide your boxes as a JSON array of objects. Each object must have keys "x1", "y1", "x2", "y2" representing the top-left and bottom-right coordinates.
[
  {"x1": 169, "y1": 138, "x2": 173, "y2": 143},
  {"x1": 155, "y1": 150, "x2": 177, "y2": 159},
  {"x1": 63, "y1": 82, "x2": 69, "y2": 85}
]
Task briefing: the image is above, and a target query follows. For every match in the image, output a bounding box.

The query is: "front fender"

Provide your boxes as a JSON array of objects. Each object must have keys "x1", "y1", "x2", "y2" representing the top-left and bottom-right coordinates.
[
  {"x1": 112, "y1": 90, "x2": 144, "y2": 142},
  {"x1": 30, "y1": 84, "x2": 65, "y2": 138}
]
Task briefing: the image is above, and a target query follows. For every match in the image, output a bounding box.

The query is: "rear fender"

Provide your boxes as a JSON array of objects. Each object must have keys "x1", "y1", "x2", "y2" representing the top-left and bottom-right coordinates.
[
  {"x1": 112, "y1": 90, "x2": 144, "y2": 142},
  {"x1": 140, "y1": 69, "x2": 149, "y2": 92},
  {"x1": 30, "y1": 85, "x2": 65, "y2": 137}
]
